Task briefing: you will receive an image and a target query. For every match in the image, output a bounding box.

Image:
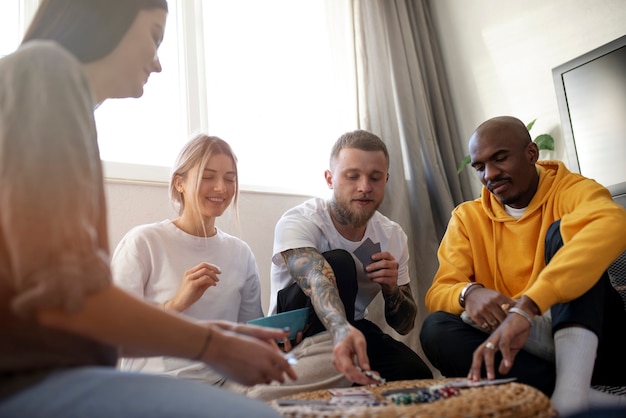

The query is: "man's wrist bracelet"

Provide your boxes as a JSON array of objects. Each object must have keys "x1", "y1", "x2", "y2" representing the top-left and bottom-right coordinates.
[
  {"x1": 459, "y1": 282, "x2": 484, "y2": 308},
  {"x1": 509, "y1": 307, "x2": 533, "y2": 326}
]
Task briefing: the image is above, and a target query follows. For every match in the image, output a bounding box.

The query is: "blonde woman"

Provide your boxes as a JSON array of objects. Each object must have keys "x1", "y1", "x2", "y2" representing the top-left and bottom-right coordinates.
[{"x1": 113, "y1": 134, "x2": 264, "y2": 386}]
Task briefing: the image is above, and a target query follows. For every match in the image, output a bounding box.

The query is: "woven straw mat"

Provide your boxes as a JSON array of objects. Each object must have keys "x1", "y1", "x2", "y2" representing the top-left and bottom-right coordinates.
[{"x1": 270, "y1": 378, "x2": 558, "y2": 418}]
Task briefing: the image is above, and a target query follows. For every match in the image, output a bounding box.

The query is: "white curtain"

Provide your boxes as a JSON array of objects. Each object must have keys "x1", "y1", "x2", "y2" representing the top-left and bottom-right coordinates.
[{"x1": 332, "y1": 0, "x2": 475, "y2": 371}]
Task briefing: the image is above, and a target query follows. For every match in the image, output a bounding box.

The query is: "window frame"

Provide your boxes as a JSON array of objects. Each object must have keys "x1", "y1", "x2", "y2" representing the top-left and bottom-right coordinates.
[{"x1": 7, "y1": 0, "x2": 356, "y2": 197}]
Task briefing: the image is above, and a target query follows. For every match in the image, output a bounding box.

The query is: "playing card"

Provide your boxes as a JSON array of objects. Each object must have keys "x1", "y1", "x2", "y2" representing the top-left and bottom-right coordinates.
[
  {"x1": 284, "y1": 352, "x2": 298, "y2": 365},
  {"x1": 328, "y1": 387, "x2": 373, "y2": 396},
  {"x1": 329, "y1": 395, "x2": 377, "y2": 406},
  {"x1": 353, "y1": 238, "x2": 381, "y2": 268},
  {"x1": 447, "y1": 377, "x2": 517, "y2": 388},
  {"x1": 276, "y1": 399, "x2": 330, "y2": 406},
  {"x1": 328, "y1": 387, "x2": 377, "y2": 406}
]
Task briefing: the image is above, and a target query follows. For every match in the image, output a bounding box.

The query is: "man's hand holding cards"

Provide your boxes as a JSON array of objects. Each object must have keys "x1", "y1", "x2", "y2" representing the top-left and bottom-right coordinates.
[{"x1": 354, "y1": 238, "x2": 381, "y2": 268}]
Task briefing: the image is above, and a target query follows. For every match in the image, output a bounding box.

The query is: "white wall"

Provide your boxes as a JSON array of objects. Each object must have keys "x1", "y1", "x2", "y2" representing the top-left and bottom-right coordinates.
[
  {"x1": 106, "y1": 0, "x2": 626, "y2": 312},
  {"x1": 429, "y1": 0, "x2": 626, "y2": 196}
]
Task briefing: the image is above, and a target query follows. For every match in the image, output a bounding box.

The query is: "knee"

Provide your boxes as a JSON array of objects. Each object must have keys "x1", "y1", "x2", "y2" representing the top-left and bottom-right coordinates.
[
  {"x1": 323, "y1": 249, "x2": 355, "y2": 269},
  {"x1": 322, "y1": 249, "x2": 357, "y2": 293},
  {"x1": 419, "y1": 311, "x2": 452, "y2": 347},
  {"x1": 544, "y1": 220, "x2": 564, "y2": 263}
]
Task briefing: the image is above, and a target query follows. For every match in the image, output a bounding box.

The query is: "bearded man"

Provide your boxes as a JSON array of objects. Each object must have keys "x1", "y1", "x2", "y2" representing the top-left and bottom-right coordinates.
[{"x1": 235, "y1": 130, "x2": 432, "y2": 401}]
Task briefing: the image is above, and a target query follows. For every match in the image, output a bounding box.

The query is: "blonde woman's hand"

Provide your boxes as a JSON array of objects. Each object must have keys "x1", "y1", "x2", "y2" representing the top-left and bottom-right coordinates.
[
  {"x1": 280, "y1": 331, "x2": 304, "y2": 353},
  {"x1": 166, "y1": 262, "x2": 221, "y2": 312}
]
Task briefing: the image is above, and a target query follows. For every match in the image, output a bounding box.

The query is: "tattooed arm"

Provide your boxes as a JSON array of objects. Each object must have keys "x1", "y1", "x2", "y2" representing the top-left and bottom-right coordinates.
[
  {"x1": 383, "y1": 283, "x2": 417, "y2": 335},
  {"x1": 366, "y1": 250, "x2": 417, "y2": 335},
  {"x1": 281, "y1": 247, "x2": 376, "y2": 385},
  {"x1": 281, "y1": 247, "x2": 350, "y2": 345}
]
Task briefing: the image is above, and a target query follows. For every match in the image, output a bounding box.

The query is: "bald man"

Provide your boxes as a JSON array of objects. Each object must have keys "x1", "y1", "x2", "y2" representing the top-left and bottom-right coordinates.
[{"x1": 419, "y1": 116, "x2": 626, "y2": 416}]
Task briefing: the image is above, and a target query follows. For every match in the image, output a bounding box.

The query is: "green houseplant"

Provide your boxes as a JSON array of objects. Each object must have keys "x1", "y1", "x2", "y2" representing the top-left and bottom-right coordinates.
[{"x1": 457, "y1": 118, "x2": 555, "y2": 174}]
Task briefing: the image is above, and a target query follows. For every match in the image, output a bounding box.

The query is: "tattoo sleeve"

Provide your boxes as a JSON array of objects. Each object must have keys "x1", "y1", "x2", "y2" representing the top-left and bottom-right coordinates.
[
  {"x1": 281, "y1": 248, "x2": 350, "y2": 343},
  {"x1": 383, "y1": 284, "x2": 417, "y2": 335}
]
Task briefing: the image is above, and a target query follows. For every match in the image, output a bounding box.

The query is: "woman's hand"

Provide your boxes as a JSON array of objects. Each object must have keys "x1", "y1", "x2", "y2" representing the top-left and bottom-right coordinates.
[
  {"x1": 165, "y1": 262, "x2": 221, "y2": 312},
  {"x1": 280, "y1": 331, "x2": 303, "y2": 353},
  {"x1": 201, "y1": 324, "x2": 298, "y2": 386}
]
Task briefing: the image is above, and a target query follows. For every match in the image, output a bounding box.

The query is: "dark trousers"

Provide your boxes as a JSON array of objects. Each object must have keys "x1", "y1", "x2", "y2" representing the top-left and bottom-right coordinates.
[
  {"x1": 278, "y1": 249, "x2": 432, "y2": 381},
  {"x1": 354, "y1": 318, "x2": 433, "y2": 381},
  {"x1": 324, "y1": 250, "x2": 432, "y2": 381},
  {"x1": 419, "y1": 220, "x2": 626, "y2": 396}
]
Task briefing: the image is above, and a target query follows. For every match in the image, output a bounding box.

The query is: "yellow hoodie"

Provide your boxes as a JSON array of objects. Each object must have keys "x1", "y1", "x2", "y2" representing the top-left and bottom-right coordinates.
[{"x1": 425, "y1": 161, "x2": 626, "y2": 315}]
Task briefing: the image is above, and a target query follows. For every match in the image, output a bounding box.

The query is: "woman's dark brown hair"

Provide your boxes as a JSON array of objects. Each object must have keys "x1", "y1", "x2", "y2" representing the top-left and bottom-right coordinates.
[{"x1": 21, "y1": 0, "x2": 168, "y2": 63}]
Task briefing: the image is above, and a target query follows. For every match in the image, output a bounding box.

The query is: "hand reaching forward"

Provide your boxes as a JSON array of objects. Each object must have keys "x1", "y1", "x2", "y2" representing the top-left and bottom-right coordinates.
[
  {"x1": 331, "y1": 324, "x2": 381, "y2": 385},
  {"x1": 467, "y1": 303, "x2": 534, "y2": 381},
  {"x1": 166, "y1": 262, "x2": 221, "y2": 312},
  {"x1": 201, "y1": 322, "x2": 298, "y2": 386}
]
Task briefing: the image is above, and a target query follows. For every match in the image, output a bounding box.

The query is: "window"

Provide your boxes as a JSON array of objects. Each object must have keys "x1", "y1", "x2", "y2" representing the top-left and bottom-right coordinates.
[
  {"x1": 0, "y1": 1, "x2": 40, "y2": 58},
  {"x1": 0, "y1": 2, "x2": 20, "y2": 58},
  {"x1": 95, "y1": 1, "x2": 186, "y2": 182},
  {"x1": 101, "y1": 0, "x2": 357, "y2": 197},
  {"x1": 2, "y1": 1, "x2": 355, "y2": 197}
]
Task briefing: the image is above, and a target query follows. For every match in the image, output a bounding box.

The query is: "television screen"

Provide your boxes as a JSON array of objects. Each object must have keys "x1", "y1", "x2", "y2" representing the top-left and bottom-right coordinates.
[{"x1": 552, "y1": 34, "x2": 626, "y2": 189}]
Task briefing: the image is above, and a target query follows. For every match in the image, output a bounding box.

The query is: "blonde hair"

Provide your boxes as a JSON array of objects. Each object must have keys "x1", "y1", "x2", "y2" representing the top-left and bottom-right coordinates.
[{"x1": 169, "y1": 134, "x2": 240, "y2": 236}]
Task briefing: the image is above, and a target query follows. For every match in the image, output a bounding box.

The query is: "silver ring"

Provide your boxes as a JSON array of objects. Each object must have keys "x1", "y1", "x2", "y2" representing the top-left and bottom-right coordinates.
[
  {"x1": 480, "y1": 322, "x2": 489, "y2": 330},
  {"x1": 485, "y1": 341, "x2": 496, "y2": 350}
]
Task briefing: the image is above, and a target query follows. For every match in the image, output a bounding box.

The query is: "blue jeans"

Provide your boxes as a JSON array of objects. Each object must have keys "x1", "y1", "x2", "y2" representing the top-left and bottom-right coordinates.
[{"x1": 0, "y1": 367, "x2": 280, "y2": 418}]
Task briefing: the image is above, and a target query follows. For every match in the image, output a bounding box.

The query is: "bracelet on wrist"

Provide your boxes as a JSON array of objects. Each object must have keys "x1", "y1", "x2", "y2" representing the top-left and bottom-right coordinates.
[
  {"x1": 508, "y1": 307, "x2": 533, "y2": 326},
  {"x1": 194, "y1": 329, "x2": 214, "y2": 361},
  {"x1": 459, "y1": 282, "x2": 484, "y2": 308}
]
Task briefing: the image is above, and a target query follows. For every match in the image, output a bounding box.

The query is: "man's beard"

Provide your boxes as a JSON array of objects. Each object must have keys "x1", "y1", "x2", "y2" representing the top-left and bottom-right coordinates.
[{"x1": 330, "y1": 196, "x2": 379, "y2": 228}]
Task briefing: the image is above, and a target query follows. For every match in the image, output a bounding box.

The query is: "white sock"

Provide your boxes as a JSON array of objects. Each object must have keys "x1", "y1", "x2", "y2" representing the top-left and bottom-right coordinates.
[{"x1": 550, "y1": 327, "x2": 598, "y2": 416}]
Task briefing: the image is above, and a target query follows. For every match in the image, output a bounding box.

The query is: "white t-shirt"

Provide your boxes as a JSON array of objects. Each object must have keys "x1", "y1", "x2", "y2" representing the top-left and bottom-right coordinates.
[
  {"x1": 268, "y1": 197, "x2": 410, "y2": 319},
  {"x1": 111, "y1": 219, "x2": 263, "y2": 384}
]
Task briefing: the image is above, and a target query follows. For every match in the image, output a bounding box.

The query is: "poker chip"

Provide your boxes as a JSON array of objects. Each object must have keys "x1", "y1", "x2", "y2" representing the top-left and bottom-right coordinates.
[{"x1": 385, "y1": 384, "x2": 461, "y2": 405}]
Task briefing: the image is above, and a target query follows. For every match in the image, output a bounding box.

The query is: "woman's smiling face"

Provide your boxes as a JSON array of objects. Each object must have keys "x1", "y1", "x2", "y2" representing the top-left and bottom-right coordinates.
[{"x1": 184, "y1": 153, "x2": 237, "y2": 221}]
